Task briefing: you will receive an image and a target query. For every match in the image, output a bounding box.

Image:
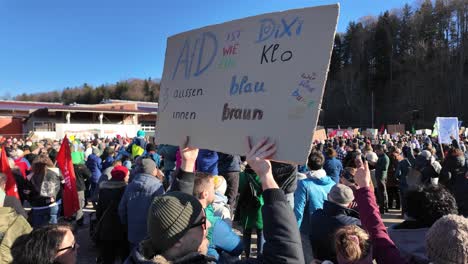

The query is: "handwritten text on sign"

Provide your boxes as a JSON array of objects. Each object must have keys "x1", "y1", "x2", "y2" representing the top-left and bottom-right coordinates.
[{"x1": 157, "y1": 4, "x2": 339, "y2": 164}]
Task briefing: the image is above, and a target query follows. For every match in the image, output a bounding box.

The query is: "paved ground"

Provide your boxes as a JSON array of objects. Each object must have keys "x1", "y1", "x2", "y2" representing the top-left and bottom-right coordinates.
[{"x1": 75, "y1": 206, "x2": 404, "y2": 263}]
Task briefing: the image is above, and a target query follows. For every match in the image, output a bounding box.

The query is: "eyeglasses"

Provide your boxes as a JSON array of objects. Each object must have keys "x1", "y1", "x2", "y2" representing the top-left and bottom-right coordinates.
[{"x1": 57, "y1": 243, "x2": 77, "y2": 252}]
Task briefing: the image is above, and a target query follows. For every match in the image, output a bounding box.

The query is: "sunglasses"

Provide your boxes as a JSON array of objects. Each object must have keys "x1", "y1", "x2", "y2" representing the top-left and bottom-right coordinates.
[
  {"x1": 57, "y1": 243, "x2": 77, "y2": 252},
  {"x1": 189, "y1": 213, "x2": 207, "y2": 230}
]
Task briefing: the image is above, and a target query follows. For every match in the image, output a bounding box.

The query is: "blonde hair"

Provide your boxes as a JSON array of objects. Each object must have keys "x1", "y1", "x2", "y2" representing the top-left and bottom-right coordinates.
[{"x1": 335, "y1": 225, "x2": 371, "y2": 262}]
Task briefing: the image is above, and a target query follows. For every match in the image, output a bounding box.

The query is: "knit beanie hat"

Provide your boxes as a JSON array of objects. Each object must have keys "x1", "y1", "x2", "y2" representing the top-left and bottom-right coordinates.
[
  {"x1": 111, "y1": 165, "x2": 129, "y2": 181},
  {"x1": 426, "y1": 214, "x2": 468, "y2": 264},
  {"x1": 141, "y1": 158, "x2": 157, "y2": 175},
  {"x1": 146, "y1": 191, "x2": 203, "y2": 255},
  {"x1": 329, "y1": 184, "x2": 354, "y2": 205}
]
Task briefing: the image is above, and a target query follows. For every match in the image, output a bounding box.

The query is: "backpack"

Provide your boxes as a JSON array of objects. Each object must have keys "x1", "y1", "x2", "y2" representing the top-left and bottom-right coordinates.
[
  {"x1": 406, "y1": 167, "x2": 422, "y2": 189},
  {"x1": 131, "y1": 144, "x2": 145, "y2": 159}
]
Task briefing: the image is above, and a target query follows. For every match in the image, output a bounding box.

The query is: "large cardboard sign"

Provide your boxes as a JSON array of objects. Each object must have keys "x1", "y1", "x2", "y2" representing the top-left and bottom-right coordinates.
[
  {"x1": 156, "y1": 5, "x2": 339, "y2": 163},
  {"x1": 437, "y1": 117, "x2": 459, "y2": 144},
  {"x1": 313, "y1": 128, "x2": 327, "y2": 142}
]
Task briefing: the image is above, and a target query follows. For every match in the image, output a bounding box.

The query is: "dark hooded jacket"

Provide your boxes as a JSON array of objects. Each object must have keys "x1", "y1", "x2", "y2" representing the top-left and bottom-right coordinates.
[
  {"x1": 440, "y1": 153, "x2": 468, "y2": 216},
  {"x1": 309, "y1": 200, "x2": 361, "y2": 263},
  {"x1": 271, "y1": 161, "x2": 298, "y2": 194}
]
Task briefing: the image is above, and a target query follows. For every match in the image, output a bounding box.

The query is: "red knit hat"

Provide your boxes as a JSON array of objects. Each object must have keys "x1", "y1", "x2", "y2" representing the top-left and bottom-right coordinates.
[{"x1": 111, "y1": 165, "x2": 129, "y2": 181}]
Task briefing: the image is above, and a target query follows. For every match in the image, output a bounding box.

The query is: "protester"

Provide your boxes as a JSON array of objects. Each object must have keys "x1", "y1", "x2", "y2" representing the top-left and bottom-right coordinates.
[
  {"x1": 308, "y1": 184, "x2": 360, "y2": 263},
  {"x1": 217, "y1": 152, "x2": 241, "y2": 215},
  {"x1": 85, "y1": 147, "x2": 102, "y2": 206},
  {"x1": 375, "y1": 144, "x2": 390, "y2": 214},
  {"x1": 11, "y1": 224, "x2": 78, "y2": 264},
  {"x1": 125, "y1": 136, "x2": 304, "y2": 263},
  {"x1": 439, "y1": 148, "x2": 468, "y2": 216},
  {"x1": 294, "y1": 150, "x2": 335, "y2": 264},
  {"x1": 96, "y1": 165, "x2": 130, "y2": 263},
  {"x1": 211, "y1": 175, "x2": 231, "y2": 223},
  {"x1": 238, "y1": 166, "x2": 264, "y2": 258},
  {"x1": 323, "y1": 148, "x2": 343, "y2": 183},
  {"x1": 119, "y1": 158, "x2": 165, "y2": 250},
  {"x1": 128, "y1": 130, "x2": 147, "y2": 159},
  {"x1": 425, "y1": 214, "x2": 468, "y2": 264},
  {"x1": 24, "y1": 153, "x2": 62, "y2": 227},
  {"x1": 72, "y1": 162, "x2": 90, "y2": 226},
  {"x1": 388, "y1": 185, "x2": 459, "y2": 262}
]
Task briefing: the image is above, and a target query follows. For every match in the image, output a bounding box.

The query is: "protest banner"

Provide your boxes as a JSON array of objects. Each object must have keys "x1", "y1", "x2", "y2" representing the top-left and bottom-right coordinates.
[
  {"x1": 387, "y1": 124, "x2": 405, "y2": 136},
  {"x1": 437, "y1": 117, "x2": 459, "y2": 144},
  {"x1": 313, "y1": 128, "x2": 327, "y2": 142},
  {"x1": 156, "y1": 5, "x2": 339, "y2": 163}
]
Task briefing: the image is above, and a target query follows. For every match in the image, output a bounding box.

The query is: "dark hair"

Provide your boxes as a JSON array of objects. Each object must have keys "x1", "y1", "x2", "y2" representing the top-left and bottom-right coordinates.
[
  {"x1": 374, "y1": 144, "x2": 384, "y2": 152},
  {"x1": 307, "y1": 151, "x2": 325, "y2": 170},
  {"x1": 193, "y1": 172, "x2": 213, "y2": 198},
  {"x1": 342, "y1": 151, "x2": 361, "y2": 168},
  {"x1": 146, "y1": 143, "x2": 157, "y2": 152},
  {"x1": 11, "y1": 224, "x2": 71, "y2": 264},
  {"x1": 48, "y1": 149, "x2": 58, "y2": 163},
  {"x1": 326, "y1": 148, "x2": 337, "y2": 158},
  {"x1": 405, "y1": 186, "x2": 458, "y2": 227}
]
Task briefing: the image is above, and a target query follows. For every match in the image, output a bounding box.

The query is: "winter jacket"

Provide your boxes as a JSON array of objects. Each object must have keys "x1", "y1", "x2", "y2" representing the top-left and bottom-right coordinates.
[
  {"x1": 217, "y1": 152, "x2": 241, "y2": 173},
  {"x1": 323, "y1": 157, "x2": 343, "y2": 183},
  {"x1": 119, "y1": 173, "x2": 164, "y2": 245},
  {"x1": 294, "y1": 169, "x2": 336, "y2": 235},
  {"x1": 71, "y1": 151, "x2": 85, "y2": 165},
  {"x1": 126, "y1": 170, "x2": 304, "y2": 264},
  {"x1": 376, "y1": 153, "x2": 390, "y2": 180},
  {"x1": 25, "y1": 169, "x2": 62, "y2": 207},
  {"x1": 96, "y1": 180, "x2": 127, "y2": 242},
  {"x1": 440, "y1": 154, "x2": 468, "y2": 216},
  {"x1": 1, "y1": 189, "x2": 27, "y2": 219},
  {"x1": 157, "y1": 144, "x2": 178, "y2": 172},
  {"x1": 396, "y1": 159, "x2": 412, "y2": 190},
  {"x1": 355, "y1": 187, "x2": 406, "y2": 264},
  {"x1": 196, "y1": 149, "x2": 219, "y2": 175},
  {"x1": 309, "y1": 200, "x2": 360, "y2": 263},
  {"x1": 238, "y1": 170, "x2": 264, "y2": 230},
  {"x1": 102, "y1": 156, "x2": 115, "y2": 171},
  {"x1": 0, "y1": 207, "x2": 32, "y2": 263},
  {"x1": 129, "y1": 137, "x2": 147, "y2": 158},
  {"x1": 271, "y1": 161, "x2": 298, "y2": 194},
  {"x1": 86, "y1": 153, "x2": 102, "y2": 183},
  {"x1": 73, "y1": 164, "x2": 91, "y2": 192},
  {"x1": 212, "y1": 192, "x2": 231, "y2": 224}
]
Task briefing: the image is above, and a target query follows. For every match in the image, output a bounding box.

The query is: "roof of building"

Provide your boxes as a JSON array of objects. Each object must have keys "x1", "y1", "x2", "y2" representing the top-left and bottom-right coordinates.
[{"x1": 0, "y1": 100, "x2": 156, "y2": 115}]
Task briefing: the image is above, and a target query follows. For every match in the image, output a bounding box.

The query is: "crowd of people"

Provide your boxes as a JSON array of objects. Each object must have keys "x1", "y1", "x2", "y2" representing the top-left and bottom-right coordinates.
[{"x1": 0, "y1": 130, "x2": 467, "y2": 264}]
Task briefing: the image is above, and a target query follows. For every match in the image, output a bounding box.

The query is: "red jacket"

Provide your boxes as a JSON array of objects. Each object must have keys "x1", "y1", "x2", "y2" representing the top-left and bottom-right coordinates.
[{"x1": 354, "y1": 187, "x2": 406, "y2": 264}]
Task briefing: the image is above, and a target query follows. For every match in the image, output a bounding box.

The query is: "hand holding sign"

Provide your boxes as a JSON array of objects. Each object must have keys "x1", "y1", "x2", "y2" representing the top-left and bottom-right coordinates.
[{"x1": 245, "y1": 136, "x2": 278, "y2": 190}]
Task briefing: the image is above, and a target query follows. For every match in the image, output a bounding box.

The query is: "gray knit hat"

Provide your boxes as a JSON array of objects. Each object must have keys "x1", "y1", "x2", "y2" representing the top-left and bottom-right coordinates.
[
  {"x1": 426, "y1": 214, "x2": 468, "y2": 264},
  {"x1": 146, "y1": 191, "x2": 203, "y2": 254},
  {"x1": 328, "y1": 184, "x2": 354, "y2": 205}
]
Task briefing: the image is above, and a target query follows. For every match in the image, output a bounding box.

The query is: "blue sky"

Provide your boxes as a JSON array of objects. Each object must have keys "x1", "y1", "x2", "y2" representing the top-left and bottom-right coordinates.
[{"x1": 0, "y1": 0, "x2": 414, "y2": 96}]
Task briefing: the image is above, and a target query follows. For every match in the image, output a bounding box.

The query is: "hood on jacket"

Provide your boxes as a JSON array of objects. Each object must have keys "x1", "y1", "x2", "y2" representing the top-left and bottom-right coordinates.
[
  {"x1": 306, "y1": 169, "x2": 327, "y2": 179},
  {"x1": 99, "y1": 180, "x2": 127, "y2": 190},
  {"x1": 322, "y1": 200, "x2": 360, "y2": 220}
]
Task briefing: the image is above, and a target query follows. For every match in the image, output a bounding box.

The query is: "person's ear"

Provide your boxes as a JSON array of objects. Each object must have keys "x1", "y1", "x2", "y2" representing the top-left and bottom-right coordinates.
[{"x1": 201, "y1": 190, "x2": 208, "y2": 200}]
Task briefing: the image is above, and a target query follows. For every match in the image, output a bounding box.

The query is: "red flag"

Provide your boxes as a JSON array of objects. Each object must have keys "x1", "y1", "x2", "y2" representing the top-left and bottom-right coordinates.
[
  {"x1": 0, "y1": 146, "x2": 19, "y2": 199},
  {"x1": 56, "y1": 136, "x2": 80, "y2": 217},
  {"x1": 329, "y1": 129, "x2": 338, "y2": 138}
]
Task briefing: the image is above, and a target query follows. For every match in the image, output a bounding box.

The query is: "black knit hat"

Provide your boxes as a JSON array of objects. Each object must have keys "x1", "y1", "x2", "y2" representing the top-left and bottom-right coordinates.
[{"x1": 146, "y1": 191, "x2": 203, "y2": 254}]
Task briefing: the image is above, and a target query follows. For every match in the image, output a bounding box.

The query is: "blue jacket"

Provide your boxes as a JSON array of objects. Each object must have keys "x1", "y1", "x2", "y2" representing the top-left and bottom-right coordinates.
[
  {"x1": 102, "y1": 156, "x2": 115, "y2": 171},
  {"x1": 323, "y1": 157, "x2": 343, "y2": 183},
  {"x1": 86, "y1": 154, "x2": 102, "y2": 183},
  {"x1": 294, "y1": 169, "x2": 336, "y2": 235},
  {"x1": 157, "y1": 144, "x2": 178, "y2": 172},
  {"x1": 196, "y1": 149, "x2": 218, "y2": 175},
  {"x1": 118, "y1": 173, "x2": 164, "y2": 244}
]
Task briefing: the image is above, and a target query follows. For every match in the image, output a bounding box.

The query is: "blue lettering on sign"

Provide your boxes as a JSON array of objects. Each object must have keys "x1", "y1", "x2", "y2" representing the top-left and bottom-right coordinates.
[
  {"x1": 171, "y1": 32, "x2": 218, "y2": 80},
  {"x1": 256, "y1": 17, "x2": 303, "y2": 43},
  {"x1": 229, "y1": 75, "x2": 265, "y2": 96}
]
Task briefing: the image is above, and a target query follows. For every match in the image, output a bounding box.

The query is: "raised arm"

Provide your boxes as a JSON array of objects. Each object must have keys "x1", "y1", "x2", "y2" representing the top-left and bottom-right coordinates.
[{"x1": 245, "y1": 137, "x2": 304, "y2": 264}]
